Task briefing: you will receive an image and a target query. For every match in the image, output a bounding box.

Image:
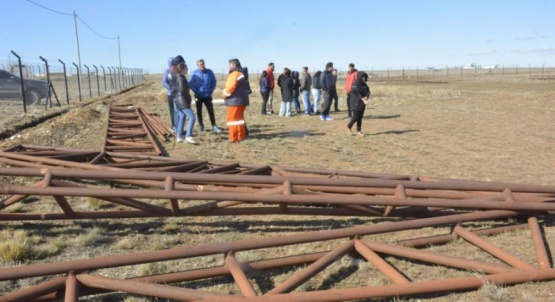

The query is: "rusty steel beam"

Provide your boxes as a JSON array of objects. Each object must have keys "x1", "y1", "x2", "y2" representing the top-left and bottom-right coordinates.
[
  {"x1": 1, "y1": 212, "x2": 552, "y2": 301},
  {"x1": 137, "y1": 107, "x2": 173, "y2": 142},
  {"x1": 103, "y1": 105, "x2": 161, "y2": 155},
  {"x1": 1, "y1": 166, "x2": 553, "y2": 196},
  {"x1": 2, "y1": 175, "x2": 554, "y2": 212},
  {"x1": 1, "y1": 163, "x2": 554, "y2": 220},
  {"x1": 0, "y1": 210, "x2": 527, "y2": 281}
]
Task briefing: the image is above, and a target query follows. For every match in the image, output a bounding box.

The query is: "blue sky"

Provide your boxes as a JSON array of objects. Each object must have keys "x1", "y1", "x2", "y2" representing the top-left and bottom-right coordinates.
[{"x1": 1, "y1": 0, "x2": 553, "y2": 74}]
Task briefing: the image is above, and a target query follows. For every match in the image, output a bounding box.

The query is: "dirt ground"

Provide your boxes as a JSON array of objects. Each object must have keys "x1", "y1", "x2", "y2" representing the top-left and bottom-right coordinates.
[{"x1": 0, "y1": 73, "x2": 554, "y2": 301}]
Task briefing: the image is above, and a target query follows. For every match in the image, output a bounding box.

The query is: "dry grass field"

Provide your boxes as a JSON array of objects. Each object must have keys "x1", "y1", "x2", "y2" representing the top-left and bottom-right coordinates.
[{"x1": 0, "y1": 72, "x2": 554, "y2": 301}]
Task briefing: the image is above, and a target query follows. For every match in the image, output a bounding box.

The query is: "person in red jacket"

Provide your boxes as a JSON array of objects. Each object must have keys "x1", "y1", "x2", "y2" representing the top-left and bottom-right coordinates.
[
  {"x1": 265, "y1": 62, "x2": 275, "y2": 114},
  {"x1": 223, "y1": 58, "x2": 250, "y2": 143},
  {"x1": 344, "y1": 63, "x2": 358, "y2": 119}
]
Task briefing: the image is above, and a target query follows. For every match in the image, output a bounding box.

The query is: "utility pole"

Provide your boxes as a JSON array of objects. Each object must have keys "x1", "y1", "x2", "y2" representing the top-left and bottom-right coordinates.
[{"x1": 74, "y1": 11, "x2": 82, "y2": 87}]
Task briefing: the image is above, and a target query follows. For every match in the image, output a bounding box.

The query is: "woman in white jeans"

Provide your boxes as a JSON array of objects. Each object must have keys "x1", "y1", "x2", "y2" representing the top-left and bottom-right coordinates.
[{"x1": 311, "y1": 70, "x2": 322, "y2": 114}]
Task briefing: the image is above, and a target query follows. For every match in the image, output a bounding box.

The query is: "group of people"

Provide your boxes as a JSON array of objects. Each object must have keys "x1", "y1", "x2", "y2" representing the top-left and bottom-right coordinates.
[
  {"x1": 162, "y1": 56, "x2": 249, "y2": 144},
  {"x1": 259, "y1": 62, "x2": 371, "y2": 136},
  {"x1": 163, "y1": 57, "x2": 371, "y2": 144},
  {"x1": 163, "y1": 56, "x2": 223, "y2": 144}
]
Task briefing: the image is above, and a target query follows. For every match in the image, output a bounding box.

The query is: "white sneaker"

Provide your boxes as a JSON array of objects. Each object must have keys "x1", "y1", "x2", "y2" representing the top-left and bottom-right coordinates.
[
  {"x1": 176, "y1": 138, "x2": 183, "y2": 143},
  {"x1": 185, "y1": 137, "x2": 196, "y2": 144},
  {"x1": 212, "y1": 126, "x2": 222, "y2": 133}
]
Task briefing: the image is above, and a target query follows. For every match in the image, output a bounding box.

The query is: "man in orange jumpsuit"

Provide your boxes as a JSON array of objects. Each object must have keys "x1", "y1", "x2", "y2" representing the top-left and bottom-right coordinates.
[{"x1": 222, "y1": 58, "x2": 250, "y2": 143}]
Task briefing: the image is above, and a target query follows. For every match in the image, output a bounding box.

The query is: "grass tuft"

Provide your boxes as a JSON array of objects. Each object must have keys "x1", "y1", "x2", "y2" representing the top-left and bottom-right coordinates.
[{"x1": 0, "y1": 230, "x2": 41, "y2": 262}]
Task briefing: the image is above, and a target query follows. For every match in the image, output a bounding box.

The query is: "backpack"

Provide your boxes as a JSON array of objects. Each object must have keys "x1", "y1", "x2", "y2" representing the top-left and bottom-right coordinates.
[{"x1": 313, "y1": 71, "x2": 322, "y2": 89}]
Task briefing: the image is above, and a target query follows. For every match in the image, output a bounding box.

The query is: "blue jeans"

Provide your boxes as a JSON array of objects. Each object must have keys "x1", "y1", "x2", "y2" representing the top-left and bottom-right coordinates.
[
  {"x1": 174, "y1": 105, "x2": 196, "y2": 139},
  {"x1": 301, "y1": 90, "x2": 311, "y2": 114},
  {"x1": 311, "y1": 88, "x2": 321, "y2": 113},
  {"x1": 292, "y1": 96, "x2": 301, "y2": 112}
]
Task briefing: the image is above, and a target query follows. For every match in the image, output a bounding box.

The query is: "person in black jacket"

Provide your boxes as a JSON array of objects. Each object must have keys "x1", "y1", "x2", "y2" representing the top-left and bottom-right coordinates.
[
  {"x1": 291, "y1": 71, "x2": 301, "y2": 114},
  {"x1": 259, "y1": 70, "x2": 270, "y2": 114},
  {"x1": 332, "y1": 68, "x2": 339, "y2": 112},
  {"x1": 278, "y1": 68, "x2": 294, "y2": 117},
  {"x1": 173, "y1": 62, "x2": 197, "y2": 144},
  {"x1": 320, "y1": 62, "x2": 336, "y2": 121},
  {"x1": 347, "y1": 71, "x2": 370, "y2": 136},
  {"x1": 311, "y1": 70, "x2": 322, "y2": 114}
]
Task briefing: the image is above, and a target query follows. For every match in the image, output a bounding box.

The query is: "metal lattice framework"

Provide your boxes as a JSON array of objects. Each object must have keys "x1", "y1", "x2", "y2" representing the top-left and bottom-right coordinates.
[
  {"x1": 1, "y1": 145, "x2": 554, "y2": 221},
  {"x1": 1, "y1": 116, "x2": 554, "y2": 302},
  {"x1": 0, "y1": 210, "x2": 553, "y2": 301},
  {"x1": 101, "y1": 104, "x2": 172, "y2": 155}
]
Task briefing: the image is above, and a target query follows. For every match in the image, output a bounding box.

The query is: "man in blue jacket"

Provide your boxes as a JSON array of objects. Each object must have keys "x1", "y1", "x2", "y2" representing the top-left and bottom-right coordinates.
[{"x1": 189, "y1": 59, "x2": 222, "y2": 133}]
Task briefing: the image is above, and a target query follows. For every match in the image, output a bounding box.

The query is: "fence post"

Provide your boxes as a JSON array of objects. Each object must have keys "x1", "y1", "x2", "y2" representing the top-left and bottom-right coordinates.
[
  {"x1": 121, "y1": 67, "x2": 125, "y2": 89},
  {"x1": 115, "y1": 67, "x2": 121, "y2": 90},
  {"x1": 72, "y1": 63, "x2": 82, "y2": 102},
  {"x1": 120, "y1": 67, "x2": 124, "y2": 89},
  {"x1": 83, "y1": 64, "x2": 92, "y2": 98},
  {"x1": 93, "y1": 65, "x2": 100, "y2": 96},
  {"x1": 10, "y1": 51, "x2": 27, "y2": 114},
  {"x1": 58, "y1": 60, "x2": 70, "y2": 105},
  {"x1": 39, "y1": 56, "x2": 52, "y2": 109},
  {"x1": 100, "y1": 65, "x2": 107, "y2": 92},
  {"x1": 108, "y1": 67, "x2": 118, "y2": 91},
  {"x1": 131, "y1": 68, "x2": 136, "y2": 86}
]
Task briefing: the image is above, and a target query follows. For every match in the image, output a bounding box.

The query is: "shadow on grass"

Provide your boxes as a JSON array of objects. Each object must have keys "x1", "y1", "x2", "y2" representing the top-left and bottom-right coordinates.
[
  {"x1": 246, "y1": 124, "x2": 326, "y2": 140},
  {"x1": 370, "y1": 129, "x2": 419, "y2": 136},
  {"x1": 363, "y1": 114, "x2": 401, "y2": 120},
  {"x1": 11, "y1": 217, "x2": 382, "y2": 238}
]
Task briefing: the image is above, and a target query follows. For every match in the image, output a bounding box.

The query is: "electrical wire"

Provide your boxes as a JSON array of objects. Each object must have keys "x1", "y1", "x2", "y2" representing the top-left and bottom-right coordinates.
[
  {"x1": 26, "y1": 0, "x2": 118, "y2": 40},
  {"x1": 26, "y1": 0, "x2": 72, "y2": 16},
  {"x1": 76, "y1": 15, "x2": 119, "y2": 40}
]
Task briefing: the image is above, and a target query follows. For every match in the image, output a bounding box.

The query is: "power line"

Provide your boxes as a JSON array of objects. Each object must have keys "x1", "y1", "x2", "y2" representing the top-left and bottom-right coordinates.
[
  {"x1": 26, "y1": 0, "x2": 118, "y2": 40},
  {"x1": 26, "y1": 0, "x2": 72, "y2": 16},
  {"x1": 76, "y1": 15, "x2": 118, "y2": 40}
]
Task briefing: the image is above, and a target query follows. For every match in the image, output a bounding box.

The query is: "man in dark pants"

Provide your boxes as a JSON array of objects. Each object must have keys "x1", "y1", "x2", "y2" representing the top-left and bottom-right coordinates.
[
  {"x1": 320, "y1": 62, "x2": 336, "y2": 121},
  {"x1": 189, "y1": 59, "x2": 222, "y2": 133},
  {"x1": 332, "y1": 68, "x2": 339, "y2": 112},
  {"x1": 344, "y1": 63, "x2": 358, "y2": 119}
]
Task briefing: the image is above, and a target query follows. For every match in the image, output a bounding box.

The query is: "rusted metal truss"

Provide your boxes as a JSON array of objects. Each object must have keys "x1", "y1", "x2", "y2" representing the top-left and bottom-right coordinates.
[
  {"x1": 1, "y1": 145, "x2": 554, "y2": 221},
  {"x1": 102, "y1": 104, "x2": 171, "y2": 156},
  {"x1": 0, "y1": 210, "x2": 553, "y2": 301},
  {"x1": 1, "y1": 143, "x2": 554, "y2": 300}
]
